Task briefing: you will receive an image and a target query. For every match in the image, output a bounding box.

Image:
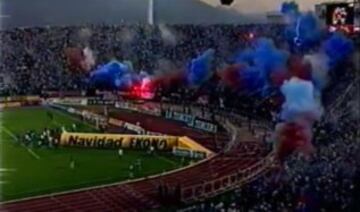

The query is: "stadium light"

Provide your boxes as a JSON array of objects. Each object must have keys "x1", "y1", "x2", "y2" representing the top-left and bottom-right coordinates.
[{"x1": 148, "y1": 0, "x2": 154, "y2": 25}]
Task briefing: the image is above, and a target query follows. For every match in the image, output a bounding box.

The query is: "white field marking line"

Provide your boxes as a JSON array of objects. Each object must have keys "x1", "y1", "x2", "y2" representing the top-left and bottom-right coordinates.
[
  {"x1": 1, "y1": 126, "x2": 41, "y2": 160},
  {"x1": 0, "y1": 168, "x2": 16, "y2": 172},
  {"x1": 0, "y1": 169, "x2": 16, "y2": 183},
  {"x1": 47, "y1": 107, "x2": 97, "y2": 130}
]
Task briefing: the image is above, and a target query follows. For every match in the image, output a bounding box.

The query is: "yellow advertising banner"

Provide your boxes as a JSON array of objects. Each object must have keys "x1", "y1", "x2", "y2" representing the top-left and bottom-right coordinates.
[
  {"x1": 0, "y1": 102, "x2": 21, "y2": 109},
  {"x1": 60, "y1": 132, "x2": 178, "y2": 150}
]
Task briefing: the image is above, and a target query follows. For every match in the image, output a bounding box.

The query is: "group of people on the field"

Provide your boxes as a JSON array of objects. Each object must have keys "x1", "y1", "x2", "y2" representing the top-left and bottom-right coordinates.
[
  {"x1": 19, "y1": 123, "x2": 79, "y2": 148},
  {"x1": 20, "y1": 128, "x2": 61, "y2": 148}
]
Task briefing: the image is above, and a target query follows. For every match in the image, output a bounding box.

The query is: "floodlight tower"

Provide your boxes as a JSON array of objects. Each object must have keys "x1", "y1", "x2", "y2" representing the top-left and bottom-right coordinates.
[
  {"x1": 355, "y1": 0, "x2": 360, "y2": 26},
  {"x1": 148, "y1": 0, "x2": 154, "y2": 25}
]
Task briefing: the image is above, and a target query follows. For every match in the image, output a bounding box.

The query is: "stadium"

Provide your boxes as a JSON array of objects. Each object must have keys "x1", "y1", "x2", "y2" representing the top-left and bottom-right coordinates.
[{"x1": 0, "y1": 0, "x2": 359, "y2": 211}]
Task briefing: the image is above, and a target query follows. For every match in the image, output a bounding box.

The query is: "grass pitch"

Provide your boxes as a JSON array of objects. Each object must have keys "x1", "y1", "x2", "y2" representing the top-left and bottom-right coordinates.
[{"x1": 0, "y1": 107, "x2": 187, "y2": 201}]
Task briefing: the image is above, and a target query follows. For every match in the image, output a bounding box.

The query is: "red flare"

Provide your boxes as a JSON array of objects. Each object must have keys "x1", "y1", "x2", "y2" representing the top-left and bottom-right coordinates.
[{"x1": 130, "y1": 77, "x2": 156, "y2": 100}]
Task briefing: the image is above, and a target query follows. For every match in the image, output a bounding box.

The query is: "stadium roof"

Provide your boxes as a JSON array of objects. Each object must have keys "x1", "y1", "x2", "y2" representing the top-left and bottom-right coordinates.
[{"x1": 0, "y1": 0, "x2": 264, "y2": 29}]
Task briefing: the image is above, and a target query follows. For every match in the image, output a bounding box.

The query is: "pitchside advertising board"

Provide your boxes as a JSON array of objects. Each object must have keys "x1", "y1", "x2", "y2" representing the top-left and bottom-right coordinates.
[
  {"x1": 51, "y1": 97, "x2": 87, "y2": 106},
  {"x1": 0, "y1": 96, "x2": 41, "y2": 108},
  {"x1": 115, "y1": 101, "x2": 161, "y2": 116},
  {"x1": 165, "y1": 110, "x2": 218, "y2": 133},
  {"x1": 0, "y1": 101, "x2": 22, "y2": 109},
  {"x1": 172, "y1": 147, "x2": 207, "y2": 159},
  {"x1": 87, "y1": 98, "x2": 115, "y2": 106},
  {"x1": 60, "y1": 132, "x2": 178, "y2": 150}
]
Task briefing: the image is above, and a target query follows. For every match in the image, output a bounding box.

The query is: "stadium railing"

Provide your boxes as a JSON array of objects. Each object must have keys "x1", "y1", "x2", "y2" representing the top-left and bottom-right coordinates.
[{"x1": 180, "y1": 151, "x2": 276, "y2": 203}]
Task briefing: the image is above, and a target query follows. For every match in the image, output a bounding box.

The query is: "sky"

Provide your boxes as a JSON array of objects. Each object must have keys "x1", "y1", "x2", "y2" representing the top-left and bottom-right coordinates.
[{"x1": 201, "y1": 0, "x2": 343, "y2": 14}]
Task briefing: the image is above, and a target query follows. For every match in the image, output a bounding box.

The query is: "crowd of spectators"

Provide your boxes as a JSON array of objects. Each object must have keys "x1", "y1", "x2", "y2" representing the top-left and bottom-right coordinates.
[
  {"x1": 177, "y1": 117, "x2": 359, "y2": 212},
  {"x1": 178, "y1": 95, "x2": 359, "y2": 212},
  {"x1": 0, "y1": 24, "x2": 284, "y2": 96}
]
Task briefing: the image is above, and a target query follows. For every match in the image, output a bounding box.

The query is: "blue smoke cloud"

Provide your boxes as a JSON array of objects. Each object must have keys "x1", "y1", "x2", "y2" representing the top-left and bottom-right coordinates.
[
  {"x1": 251, "y1": 38, "x2": 289, "y2": 79},
  {"x1": 233, "y1": 38, "x2": 289, "y2": 94},
  {"x1": 285, "y1": 12, "x2": 322, "y2": 51},
  {"x1": 187, "y1": 49, "x2": 215, "y2": 86},
  {"x1": 322, "y1": 33, "x2": 354, "y2": 68},
  {"x1": 280, "y1": 77, "x2": 323, "y2": 122},
  {"x1": 89, "y1": 60, "x2": 134, "y2": 89},
  {"x1": 239, "y1": 66, "x2": 266, "y2": 92},
  {"x1": 234, "y1": 48, "x2": 254, "y2": 65},
  {"x1": 281, "y1": 1, "x2": 299, "y2": 15}
]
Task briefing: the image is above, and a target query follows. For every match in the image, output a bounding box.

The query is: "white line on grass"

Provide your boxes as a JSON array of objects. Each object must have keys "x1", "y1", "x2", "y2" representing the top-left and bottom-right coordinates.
[
  {"x1": 1, "y1": 126, "x2": 41, "y2": 160},
  {"x1": 0, "y1": 168, "x2": 16, "y2": 172},
  {"x1": 46, "y1": 107, "x2": 97, "y2": 130},
  {"x1": 0, "y1": 169, "x2": 16, "y2": 179}
]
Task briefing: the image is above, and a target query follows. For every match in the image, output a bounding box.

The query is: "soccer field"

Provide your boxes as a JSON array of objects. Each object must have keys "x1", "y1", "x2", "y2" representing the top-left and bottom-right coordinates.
[{"x1": 0, "y1": 107, "x2": 186, "y2": 201}]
